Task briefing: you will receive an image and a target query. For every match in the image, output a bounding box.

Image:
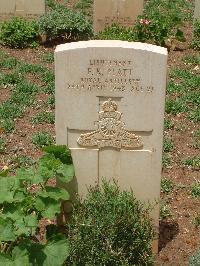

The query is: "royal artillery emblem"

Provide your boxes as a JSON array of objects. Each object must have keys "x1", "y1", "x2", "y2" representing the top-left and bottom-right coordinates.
[{"x1": 77, "y1": 99, "x2": 143, "y2": 150}]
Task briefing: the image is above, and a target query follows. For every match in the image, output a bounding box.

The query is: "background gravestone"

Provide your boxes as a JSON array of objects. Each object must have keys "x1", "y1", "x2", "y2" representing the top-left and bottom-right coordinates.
[
  {"x1": 194, "y1": 0, "x2": 200, "y2": 19},
  {"x1": 55, "y1": 40, "x2": 168, "y2": 240},
  {"x1": 0, "y1": 0, "x2": 45, "y2": 20},
  {"x1": 93, "y1": 0, "x2": 144, "y2": 33}
]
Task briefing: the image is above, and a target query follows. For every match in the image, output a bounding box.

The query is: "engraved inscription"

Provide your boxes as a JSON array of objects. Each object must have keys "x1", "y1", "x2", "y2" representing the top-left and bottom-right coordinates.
[
  {"x1": 98, "y1": 16, "x2": 134, "y2": 27},
  {"x1": 66, "y1": 59, "x2": 154, "y2": 93},
  {"x1": 77, "y1": 99, "x2": 143, "y2": 150}
]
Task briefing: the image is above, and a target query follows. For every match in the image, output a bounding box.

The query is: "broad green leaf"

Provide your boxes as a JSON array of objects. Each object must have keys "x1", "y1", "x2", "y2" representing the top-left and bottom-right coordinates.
[
  {"x1": 35, "y1": 197, "x2": 61, "y2": 219},
  {"x1": 38, "y1": 186, "x2": 69, "y2": 201},
  {"x1": 12, "y1": 246, "x2": 30, "y2": 266},
  {"x1": 14, "y1": 214, "x2": 38, "y2": 237},
  {"x1": 0, "y1": 190, "x2": 14, "y2": 203},
  {"x1": 43, "y1": 145, "x2": 72, "y2": 164},
  {"x1": 56, "y1": 164, "x2": 74, "y2": 183},
  {"x1": 1, "y1": 204, "x2": 23, "y2": 221},
  {"x1": 0, "y1": 218, "x2": 15, "y2": 241},
  {"x1": 0, "y1": 253, "x2": 13, "y2": 265},
  {"x1": 43, "y1": 235, "x2": 70, "y2": 266}
]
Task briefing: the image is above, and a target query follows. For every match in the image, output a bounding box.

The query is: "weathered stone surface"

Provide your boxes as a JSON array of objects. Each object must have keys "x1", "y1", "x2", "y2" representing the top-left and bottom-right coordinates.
[
  {"x1": 93, "y1": 0, "x2": 144, "y2": 33},
  {"x1": 55, "y1": 40, "x2": 168, "y2": 240},
  {"x1": 0, "y1": 0, "x2": 45, "y2": 20}
]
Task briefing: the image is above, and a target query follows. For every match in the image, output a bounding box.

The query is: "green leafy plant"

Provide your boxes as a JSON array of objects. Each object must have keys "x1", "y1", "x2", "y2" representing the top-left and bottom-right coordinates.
[
  {"x1": 161, "y1": 178, "x2": 174, "y2": 194},
  {"x1": 0, "y1": 138, "x2": 6, "y2": 153},
  {"x1": 191, "y1": 181, "x2": 200, "y2": 198},
  {"x1": 32, "y1": 132, "x2": 54, "y2": 148},
  {"x1": 39, "y1": 4, "x2": 92, "y2": 41},
  {"x1": 164, "y1": 119, "x2": 174, "y2": 130},
  {"x1": 191, "y1": 19, "x2": 200, "y2": 50},
  {"x1": 163, "y1": 137, "x2": 174, "y2": 153},
  {"x1": 41, "y1": 52, "x2": 54, "y2": 63},
  {"x1": 162, "y1": 153, "x2": 172, "y2": 169},
  {"x1": 32, "y1": 111, "x2": 55, "y2": 125},
  {"x1": 160, "y1": 202, "x2": 172, "y2": 220},
  {"x1": 0, "y1": 145, "x2": 74, "y2": 265},
  {"x1": 183, "y1": 156, "x2": 200, "y2": 170},
  {"x1": 0, "y1": 17, "x2": 39, "y2": 48},
  {"x1": 75, "y1": 0, "x2": 93, "y2": 16},
  {"x1": 189, "y1": 249, "x2": 200, "y2": 266},
  {"x1": 66, "y1": 180, "x2": 155, "y2": 265},
  {"x1": 97, "y1": 24, "x2": 135, "y2": 41}
]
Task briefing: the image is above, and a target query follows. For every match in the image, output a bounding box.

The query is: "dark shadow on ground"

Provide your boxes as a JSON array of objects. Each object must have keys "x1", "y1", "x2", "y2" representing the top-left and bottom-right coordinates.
[{"x1": 158, "y1": 220, "x2": 179, "y2": 252}]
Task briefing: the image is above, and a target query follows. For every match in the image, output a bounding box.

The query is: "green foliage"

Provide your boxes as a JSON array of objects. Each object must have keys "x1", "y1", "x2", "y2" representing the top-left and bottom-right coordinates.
[
  {"x1": 183, "y1": 156, "x2": 200, "y2": 170},
  {"x1": 0, "y1": 145, "x2": 73, "y2": 265},
  {"x1": 67, "y1": 180, "x2": 154, "y2": 266},
  {"x1": 32, "y1": 111, "x2": 55, "y2": 124},
  {"x1": 191, "y1": 19, "x2": 200, "y2": 50},
  {"x1": 41, "y1": 52, "x2": 54, "y2": 63},
  {"x1": 192, "y1": 129, "x2": 200, "y2": 149},
  {"x1": 183, "y1": 55, "x2": 200, "y2": 65},
  {"x1": 75, "y1": 0, "x2": 93, "y2": 16},
  {"x1": 162, "y1": 153, "x2": 172, "y2": 169},
  {"x1": 160, "y1": 202, "x2": 172, "y2": 220},
  {"x1": 0, "y1": 17, "x2": 39, "y2": 48},
  {"x1": 161, "y1": 178, "x2": 174, "y2": 194},
  {"x1": 12, "y1": 155, "x2": 35, "y2": 169},
  {"x1": 163, "y1": 137, "x2": 174, "y2": 153},
  {"x1": 191, "y1": 181, "x2": 200, "y2": 198},
  {"x1": 98, "y1": 24, "x2": 135, "y2": 41},
  {"x1": 32, "y1": 132, "x2": 54, "y2": 148},
  {"x1": 189, "y1": 249, "x2": 200, "y2": 266},
  {"x1": 0, "y1": 138, "x2": 6, "y2": 153},
  {"x1": 39, "y1": 4, "x2": 92, "y2": 41},
  {"x1": 164, "y1": 119, "x2": 174, "y2": 130},
  {"x1": 98, "y1": 0, "x2": 191, "y2": 46}
]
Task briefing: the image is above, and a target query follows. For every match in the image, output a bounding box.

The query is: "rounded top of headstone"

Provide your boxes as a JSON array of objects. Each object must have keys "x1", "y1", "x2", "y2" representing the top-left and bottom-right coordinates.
[{"x1": 55, "y1": 40, "x2": 168, "y2": 56}]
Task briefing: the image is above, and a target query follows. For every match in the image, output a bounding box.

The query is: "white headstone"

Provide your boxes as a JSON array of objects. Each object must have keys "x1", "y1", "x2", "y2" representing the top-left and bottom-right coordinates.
[
  {"x1": 93, "y1": 0, "x2": 144, "y2": 33},
  {"x1": 55, "y1": 40, "x2": 168, "y2": 241},
  {"x1": 0, "y1": 0, "x2": 45, "y2": 20},
  {"x1": 194, "y1": 0, "x2": 200, "y2": 19}
]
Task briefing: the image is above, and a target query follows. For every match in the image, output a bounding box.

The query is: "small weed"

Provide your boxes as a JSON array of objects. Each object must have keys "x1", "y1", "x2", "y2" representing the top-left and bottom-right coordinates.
[
  {"x1": 182, "y1": 55, "x2": 200, "y2": 65},
  {"x1": 0, "y1": 138, "x2": 6, "y2": 153},
  {"x1": 32, "y1": 111, "x2": 55, "y2": 124},
  {"x1": 13, "y1": 155, "x2": 35, "y2": 169},
  {"x1": 191, "y1": 181, "x2": 200, "y2": 198},
  {"x1": 161, "y1": 178, "x2": 174, "y2": 194},
  {"x1": 183, "y1": 156, "x2": 200, "y2": 170},
  {"x1": 47, "y1": 95, "x2": 55, "y2": 107},
  {"x1": 193, "y1": 214, "x2": 200, "y2": 227},
  {"x1": 189, "y1": 249, "x2": 200, "y2": 266},
  {"x1": 32, "y1": 132, "x2": 54, "y2": 148},
  {"x1": 167, "y1": 81, "x2": 185, "y2": 94},
  {"x1": 41, "y1": 52, "x2": 54, "y2": 63},
  {"x1": 191, "y1": 19, "x2": 200, "y2": 50},
  {"x1": 165, "y1": 98, "x2": 187, "y2": 115},
  {"x1": 163, "y1": 137, "x2": 173, "y2": 153},
  {"x1": 188, "y1": 108, "x2": 200, "y2": 123},
  {"x1": 160, "y1": 202, "x2": 172, "y2": 220},
  {"x1": 0, "y1": 119, "x2": 15, "y2": 133},
  {"x1": 192, "y1": 129, "x2": 200, "y2": 149},
  {"x1": 162, "y1": 153, "x2": 172, "y2": 168},
  {"x1": 164, "y1": 119, "x2": 174, "y2": 130},
  {"x1": 0, "y1": 57, "x2": 18, "y2": 69}
]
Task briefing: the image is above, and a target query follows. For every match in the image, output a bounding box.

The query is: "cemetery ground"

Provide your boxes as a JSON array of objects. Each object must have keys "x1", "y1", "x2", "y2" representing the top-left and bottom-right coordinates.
[{"x1": 0, "y1": 2, "x2": 199, "y2": 266}]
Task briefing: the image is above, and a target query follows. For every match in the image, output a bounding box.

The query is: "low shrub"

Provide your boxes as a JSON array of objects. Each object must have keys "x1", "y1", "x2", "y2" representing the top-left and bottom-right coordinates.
[
  {"x1": 191, "y1": 19, "x2": 200, "y2": 50},
  {"x1": 66, "y1": 180, "x2": 155, "y2": 265},
  {"x1": 0, "y1": 17, "x2": 39, "y2": 48},
  {"x1": 39, "y1": 4, "x2": 92, "y2": 41}
]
